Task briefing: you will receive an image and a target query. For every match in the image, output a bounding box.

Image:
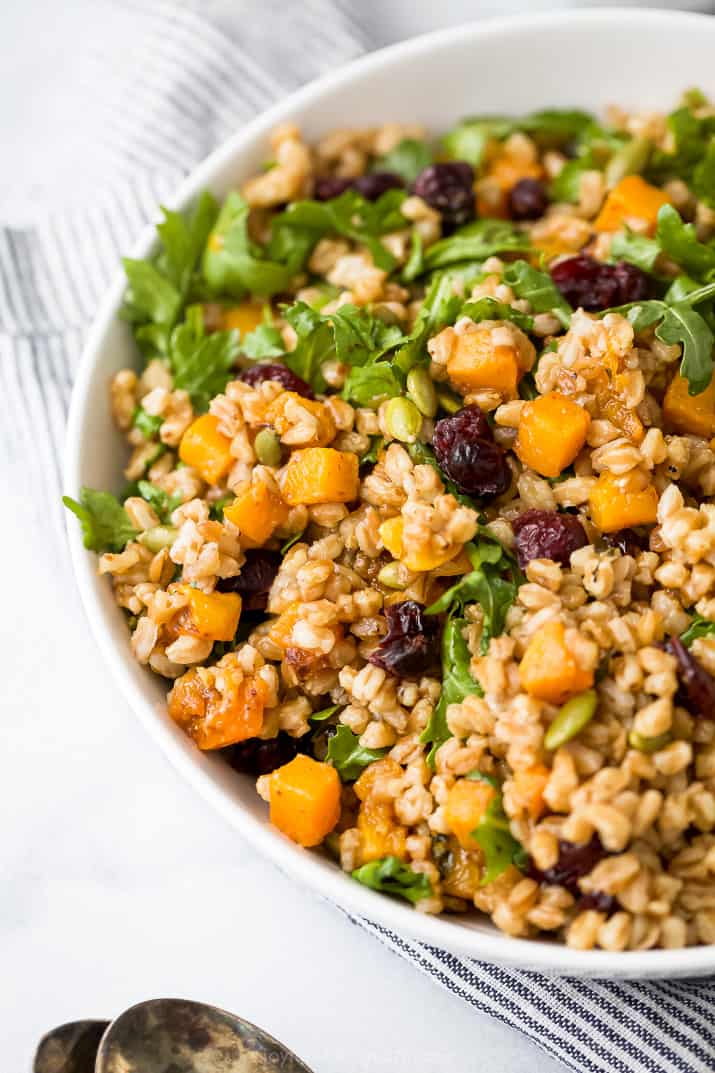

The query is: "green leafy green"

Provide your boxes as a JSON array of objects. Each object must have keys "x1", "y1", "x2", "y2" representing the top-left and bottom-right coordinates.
[
  {"x1": 656, "y1": 301, "x2": 714, "y2": 395},
  {"x1": 239, "y1": 322, "x2": 285, "y2": 360},
  {"x1": 420, "y1": 614, "x2": 482, "y2": 765},
  {"x1": 442, "y1": 110, "x2": 593, "y2": 166},
  {"x1": 281, "y1": 302, "x2": 333, "y2": 392},
  {"x1": 326, "y1": 724, "x2": 388, "y2": 781},
  {"x1": 501, "y1": 259, "x2": 572, "y2": 327},
  {"x1": 342, "y1": 363, "x2": 403, "y2": 406},
  {"x1": 132, "y1": 407, "x2": 163, "y2": 440},
  {"x1": 352, "y1": 856, "x2": 432, "y2": 904},
  {"x1": 465, "y1": 771, "x2": 527, "y2": 884},
  {"x1": 692, "y1": 140, "x2": 715, "y2": 209},
  {"x1": 418, "y1": 219, "x2": 530, "y2": 274},
  {"x1": 209, "y1": 494, "x2": 233, "y2": 521},
  {"x1": 63, "y1": 488, "x2": 137, "y2": 552},
  {"x1": 330, "y1": 304, "x2": 405, "y2": 367},
  {"x1": 394, "y1": 271, "x2": 465, "y2": 372},
  {"x1": 680, "y1": 614, "x2": 715, "y2": 647},
  {"x1": 655, "y1": 205, "x2": 715, "y2": 281},
  {"x1": 202, "y1": 192, "x2": 299, "y2": 299},
  {"x1": 460, "y1": 296, "x2": 534, "y2": 333},
  {"x1": 310, "y1": 704, "x2": 342, "y2": 722},
  {"x1": 360, "y1": 436, "x2": 385, "y2": 466},
  {"x1": 167, "y1": 313, "x2": 241, "y2": 412},
  {"x1": 375, "y1": 138, "x2": 432, "y2": 183},
  {"x1": 549, "y1": 155, "x2": 596, "y2": 204},
  {"x1": 609, "y1": 229, "x2": 662, "y2": 273},
  {"x1": 281, "y1": 529, "x2": 306, "y2": 554},
  {"x1": 647, "y1": 99, "x2": 715, "y2": 203},
  {"x1": 135, "y1": 480, "x2": 181, "y2": 523}
]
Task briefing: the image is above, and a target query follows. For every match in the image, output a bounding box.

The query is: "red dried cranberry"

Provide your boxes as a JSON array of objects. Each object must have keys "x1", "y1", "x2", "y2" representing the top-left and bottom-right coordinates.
[
  {"x1": 226, "y1": 731, "x2": 307, "y2": 775},
  {"x1": 603, "y1": 528, "x2": 645, "y2": 558},
  {"x1": 432, "y1": 406, "x2": 510, "y2": 499},
  {"x1": 314, "y1": 175, "x2": 354, "y2": 200},
  {"x1": 508, "y1": 178, "x2": 549, "y2": 221},
  {"x1": 579, "y1": 891, "x2": 618, "y2": 914},
  {"x1": 413, "y1": 162, "x2": 475, "y2": 230},
  {"x1": 434, "y1": 405, "x2": 492, "y2": 452},
  {"x1": 663, "y1": 636, "x2": 715, "y2": 719},
  {"x1": 512, "y1": 509, "x2": 588, "y2": 568},
  {"x1": 528, "y1": 834, "x2": 606, "y2": 894},
  {"x1": 216, "y1": 549, "x2": 281, "y2": 611},
  {"x1": 239, "y1": 362, "x2": 315, "y2": 399},
  {"x1": 353, "y1": 172, "x2": 405, "y2": 200},
  {"x1": 368, "y1": 600, "x2": 440, "y2": 678},
  {"x1": 551, "y1": 255, "x2": 650, "y2": 312}
]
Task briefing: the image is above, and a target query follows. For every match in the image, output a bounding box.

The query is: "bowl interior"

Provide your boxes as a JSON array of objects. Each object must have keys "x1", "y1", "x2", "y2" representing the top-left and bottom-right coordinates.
[{"x1": 66, "y1": 8, "x2": 715, "y2": 977}]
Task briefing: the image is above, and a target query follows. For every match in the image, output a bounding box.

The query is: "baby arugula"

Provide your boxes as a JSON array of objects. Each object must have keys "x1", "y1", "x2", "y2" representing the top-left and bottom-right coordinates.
[
  {"x1": 419, "y1": 612, "x2": 482, "y2": 766},
  {"x1": 464, "y1": 772, "x2": 527, "y2": 884},
  {"x1": 351, "y1": 856, "x2": 432, "y2": 904},
  {"x1": 442, "y1": 109, "x2": 593, "y2": 168},
  {"x1": 325, "y1": 724, "x2": 389, "y2": 781},
  {"x1": 680, "y1": 614, "x2": 715, "y2": 648}
]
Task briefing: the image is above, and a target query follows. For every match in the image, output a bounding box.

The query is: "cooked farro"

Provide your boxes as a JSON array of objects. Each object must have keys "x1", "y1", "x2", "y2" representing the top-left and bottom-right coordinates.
[{"x1": 66, "y1": 93, "x2": 715, "y2": 951}]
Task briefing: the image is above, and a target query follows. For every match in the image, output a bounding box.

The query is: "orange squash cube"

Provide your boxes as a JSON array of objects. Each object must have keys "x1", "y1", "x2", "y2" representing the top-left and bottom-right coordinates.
[
  {"x1": 269, "y1": 755, "x2": 341, "y2": 847},
  {"x1": 168, "y1": 669, "x2": 267, "y2": 750},
  {"x1": 519, "y1": 620, "x2": 594, "y2": 704},
  {"x1": 440, "y1": 840, "x2": 483, "y2": 899},
  {"x1": 357, "y1": 798, "x2": 407, "y2": 862},
  {"x1": 179, "y1": 414, "x2": 234, "y2": 485},
  {"x1": 589, "y1": 472, "x2": 658, "y2": 533},
  {"x1": 183, "y1": 587, "x2": 242, "y2": 642},
  {"x1": 220, "y1": 300, "x2": 265, "y2": 335},
  {"x1": 281, "y1": 447, "x2": 359, "y2": 506},
  {"x1": 511, "y1": 764, "x2": 550, "y2": 820},
  {"x1": 224, "y1": 480, "x2": 288, "y2": 545},
  {"x1": 446, "y1": 321, "x2": 534, "y2": 398},
  {"x1": 379, "y1": 516, "x2": 460, "y2": 573},
  {"x1": 515, "y1": 392, "x2": 591, "y2": 477},
  {"x1": 444, "y1": 778, "x2": 497, "y2": 850},
  {"x1": 663, "y1": 371, "x2": 715, "y2": 439},
  {"x1": 594, "y1": 175, "x2": 670, "y2": 235}
]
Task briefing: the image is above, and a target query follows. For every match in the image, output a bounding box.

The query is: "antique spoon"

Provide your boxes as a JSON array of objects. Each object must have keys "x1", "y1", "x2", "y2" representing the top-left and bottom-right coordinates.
[{"x1": 34, "y1": 999, "x2": 313, "y2": 1073}]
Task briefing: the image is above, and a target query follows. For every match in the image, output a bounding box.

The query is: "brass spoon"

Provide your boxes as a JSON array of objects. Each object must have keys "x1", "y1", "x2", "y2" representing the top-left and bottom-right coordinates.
[
  {"x1": 34, "y1": 1020, "x2": 110, "y2": 1073},
  {"x1": 35, "y1": 999, "x2": 313, "y2": 1073}
]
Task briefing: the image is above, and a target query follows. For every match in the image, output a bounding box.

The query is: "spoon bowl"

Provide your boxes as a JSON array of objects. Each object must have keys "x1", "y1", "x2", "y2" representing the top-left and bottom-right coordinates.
[
  {"x1": 95, "y1": 998, "x2": 313, "y2": 1073},
  {"x1": 33, "y1": 1020, "x2": 110, "y2": 1073}
]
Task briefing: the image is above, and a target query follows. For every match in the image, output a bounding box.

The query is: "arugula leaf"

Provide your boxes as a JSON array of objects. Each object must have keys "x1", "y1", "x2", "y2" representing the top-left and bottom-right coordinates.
[
  {"x1": 657, "y1": 302, "x2": 714, "y2": 395},
  {"x1": 330, "y1": 304, "x2": 405, "y2": 368},
  {"x1": 610, "y1": 229, "x2": 662, "y2": 273},
  {"x1": 240, "y1": 323, "x2": 285, "y2": 360},
  {"x1": 202, "y1": 192, "x2": 298, "y2": 299},
  {"x1": 501, "y1": 260, "x2": 572, "y2": 327},
  {"x1": 352, "y1": 856, "x2": 432, "y2": 904},
  {"x1": 465, "y1": 771, "x2": 527, "y2": 884},
  {"x1": 326, "y1": 724, "x2": 388, "y2": 781},
  {"x1": 680, "y1": 614, "x2": 715, "y2": 648},
  {"x1": 135, "y1": 480, "x2": 181, "y2": 523},
  {"x1": 655, "y1": 204, "x2": 715, "y2": 280},
  {"x1": 420, "y1": 219, "x2": 529, "y2": 273},
  {"x1": 443, "y1": 110, "x2": 593, "y2": 166},
  {"x1": 692, "y1": 140, "x2": 715, "y2": 209},
  {"x1": 63, "y1": 488, "x2": 137, "y2": 552},
  {"x1": 342, "y1": 363, "x2": 403, "y2": 406},
  {"x1": 281, "y1": 302, "x2": 334, "y2": 393},
  {"x1": 420, "y1": 614, "x2": 482, "y2": 765},
  {"x1": 310, "y1": 704, "x2": 342, "y2": 722},
  {"x1": 648, "y1": 101, "x2": 715, "y2": 196},
  {"x1": 460, "y1": 296, "x2": 534, "y2": 333},
  {"x1": 168, "y1": 316, "x2": 241, "y2": 412},
  {"x1": 375, "y1": 138, "x2": 432, "y2": 183},
  {"x1": 132, "y1": 407, "x2": 163, "y2": 440},
  {"x1": 394, "y1": 271, "x2": 464, "y2": 372},
  {"x1": 549, "y1": 155, "x2": 596, "y2": 204}
]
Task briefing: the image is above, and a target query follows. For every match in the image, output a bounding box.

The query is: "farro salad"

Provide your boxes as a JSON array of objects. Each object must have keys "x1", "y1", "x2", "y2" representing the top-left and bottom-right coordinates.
[{"x1": 66, "y1": 92, "x2": 715, "y2": 952}]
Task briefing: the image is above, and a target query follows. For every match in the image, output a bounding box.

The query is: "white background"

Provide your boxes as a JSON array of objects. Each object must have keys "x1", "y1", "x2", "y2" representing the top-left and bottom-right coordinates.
[{"x1": 2, "y1": 1, "x2": 710, "y2": 1070}]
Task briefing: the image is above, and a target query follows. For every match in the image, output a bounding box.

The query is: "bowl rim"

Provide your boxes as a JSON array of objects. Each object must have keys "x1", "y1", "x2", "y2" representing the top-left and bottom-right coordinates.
[{"x1": 65, "y1": 6, "x2": 715, "y2": 976}]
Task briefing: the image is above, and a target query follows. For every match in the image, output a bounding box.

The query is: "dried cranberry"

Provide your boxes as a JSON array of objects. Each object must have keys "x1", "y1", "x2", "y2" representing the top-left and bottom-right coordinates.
[
  {"x1": 433, "y1": 404, "x2": 491, "y2": 452},
  {"x1": 413, "y1": 162, "x2": 475, "y2": 230},
  {"x1": 528, "y1": 834, "x2": 606, "y2": 894},
  {"x1": 368, "y1": 600, "x2": 440, "y2": 679},
  {"x1": 239, "y1": 362, "x2": 315, "y2": 399},
  {"x1": 551, "y1": 255, "x2": 650, "y2": 312},
  {"x1": 226, "y1": 731, "x2": 307, "y2": 775},
  {"x1": 432, "y1": 406, "x2": 510, "y2": 499},
  {"x1": 508, "y1": 178, "x2": 549, "y2": 221},
  {"x1": 216, "y1": 549, "x2": 281, "y2": 611},
  {"x1": 353, "y1": 171, "x2": 405, "y2": 200},
  {"x1": 603, "y1": 528, "x2": 645, "y2": 558},
  {"x1": 512, "y1": 509, "x2": 588, "y2": 568},
  {"x1": 579, "y1": 891, "x2": 618, "y2": 914},
  {"x1": 663, "y1": 636, "x2": 715, "y2": 719},
  {"x1": 314, "y1": 175, "x2": 354, "y2": 200}
]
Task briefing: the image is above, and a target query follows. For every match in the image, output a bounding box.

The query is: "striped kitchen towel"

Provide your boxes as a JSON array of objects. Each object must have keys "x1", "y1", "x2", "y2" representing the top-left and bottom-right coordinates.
[{"x1": 3, "y1": 4, "x2": 714, "y2": 1073}]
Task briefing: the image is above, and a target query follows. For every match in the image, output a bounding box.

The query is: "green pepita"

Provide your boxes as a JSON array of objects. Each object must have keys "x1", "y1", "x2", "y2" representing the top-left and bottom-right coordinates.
[
  {"x1": 254, "y1": 427, "x2": 282, "y2": 467},
  {"x1": 605, "y1": 136, "x2": 652, "y2": 188},
  {"x1": 138, "y1": 525, "x2": 178, "y2": 553},
  {"x1": 544, "y1": 689, "x2": 598, "y2": 751},
  {"x1": 436, "y1": 388, "x2": 462, "y2": 414},
  {"x1": 384, "y1": 397, "x2": 423, "y2": 443},
  {"x1": 377, "y1": 561, "x2": 409, "y2": 589},
  {"x1": 406, "y1": 366, "x2": 438, "y2": 418},
  {"x1": 628, "y1": 730, "x2": 672, "y2": 754}
]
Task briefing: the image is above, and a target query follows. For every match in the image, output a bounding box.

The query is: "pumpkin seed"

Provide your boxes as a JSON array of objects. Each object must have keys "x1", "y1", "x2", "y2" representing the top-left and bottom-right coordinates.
[
  {"x1": 628, "y1": 730, "x2": 672, "y2": 754},
  {"x1": 377, "y1": 561, "x2": 408, "y2": 589},
  {"x1": 384, "y1": 397, "x2": 422, "y2": 443},
  {"x1": 544, "y1": 689, "x2": 598, "y2": 750},
  {"x1": 436, "y1": 388, "x2": 462, "y2": 414},
  {"x1": 605, "y1": 136, "x2": 652, "y2": 188},
  {"x1": 138, "y1": 525, "x2": 178, "y2": 552},
  {"x1": 406, "y1": 366, "x2": 438, "y2": 418},
  {"x1": 254, "y1": 427, "x2": 282, "y2": 467}
]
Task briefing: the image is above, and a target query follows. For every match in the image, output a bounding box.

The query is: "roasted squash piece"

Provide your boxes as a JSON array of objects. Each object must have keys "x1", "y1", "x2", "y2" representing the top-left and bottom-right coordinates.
[
  {"x1": 589, "y1": 471, "x2": 658, "y2": 532},
  {"x1": 593, "y1": 175, "x2": 670, "y2": 235},
  {"x1": 663, "y1": 371, "x2": 715, "y2": 439},
  {"x1": 179, "y1": 414, "x2": 234, "y2": 485},
  {"x1": 281, "y1": 447, "x2": 359, "y2": 505},
  {"x1": 444, "y1": 778, "x2": 497, "y2": 851},
  {"x1": 519, "y1": 620, "x2": 594, "y2": 704},
  {"x1": 511, "y1": 764, "x2": 550, "y2": 820},
  {"x1": 181, "y1": 587, "x2": 242, "y2": 642},
  {"x1": 446, "y1": 322, "x2": 531, "y2": 398},
  {"x1": 269, "y1": 755, "x2": 341, "y2": 847},
  {"x1": 515, "y1": 392, "x2": 591, "y2": 477},
  {"x1": 168, "y1": 669, "x2": 266, "y2": 750},
  {"x1": 379, "y1": 516, "x2": 461, "y2": 573},
  {"x1": 224, "y1": 481, "x2": 288, "y2": 545}
]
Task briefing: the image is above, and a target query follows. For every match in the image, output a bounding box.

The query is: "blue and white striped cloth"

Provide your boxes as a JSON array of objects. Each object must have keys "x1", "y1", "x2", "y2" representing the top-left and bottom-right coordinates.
[{"x1": 3, "y1": 4, "x2": 714, "y2": 1071}]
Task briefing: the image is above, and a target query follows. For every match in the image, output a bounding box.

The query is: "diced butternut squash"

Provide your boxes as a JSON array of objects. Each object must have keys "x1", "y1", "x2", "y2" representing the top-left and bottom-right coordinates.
[
  {"x1": 224, "y1": 480, "x2": 288, "y2": 545},
  {"x1": 221, "y1": 300, "x2": 265, "y2": 334},
  {"x1": 593, "y1": 175, "x2": 670, "y2": 235},
  {"x1": 444, "y1": 778, "x2": 497, "y2": 851},
  {"x1": 265, "y1": 391, "x2": 336, "y2": 447},
  {"x1": 281, "y1": 447, "x2": 359, "y2": 505},
  {"x1": 663, "y1": 371, "x2": 715, "y2": 439},
  {"x1": 182, "y1": 587, "x2": 242, "y2": 642},
  {"x1": 357, "y1": 798, "x2": 407, "y2": 862},
  {"x1": 269, "y1": 755, "x2": 341, "y2": 847},
  {"x1": 179, "y1": 414, "x2": 234, "y2": 485},
  {"x1": 168, "y1": 669, "x2": 267, "y2": 750},
  {"x1": 440, "y1": 840, "x2": 483, "y2": 900},
  {"x1": 515, "y1": 392, "x2": 591, "y2": 477},
  {"x1": 446, "y1": 322, "x2": 531, "y2": 398},
  {"x1": 379, "y1": 516, "x2": 461, "y2": 573},
  {"x1": 589, "y1": 471, "x2": 658, "y2": 533},
  {"x1": 479, "y1": 154, "x2": 545, "y2": 217},
  {"x1": 519, "y1": 620, "x2": 594, "y2": 704},
  {"x1": 511, "y1": 764, "x2": 550, "y2": 820}
]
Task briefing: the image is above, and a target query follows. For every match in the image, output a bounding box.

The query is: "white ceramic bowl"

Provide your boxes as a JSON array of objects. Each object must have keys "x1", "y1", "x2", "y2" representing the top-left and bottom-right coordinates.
[{"x1": 66, "y1": 8, "x2": 715, "y2": 978}]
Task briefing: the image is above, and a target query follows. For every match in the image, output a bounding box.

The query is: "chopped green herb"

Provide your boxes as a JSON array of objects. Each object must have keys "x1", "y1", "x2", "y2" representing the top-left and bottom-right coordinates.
[
  {"x1": 680, "y1": 614, "x2": 715, "y2": 647},
  {"x1": 63, "y1": 488, "x2": 137, "y2": 552},
  {"x1": 352, "y1": 856, "x2": 432, "y2": 904},
  {"x1": 326, "y1": 724, "x2": 388, "y2": 781},
  {"x1": 374, "y1": 138, "x2": 432, "y2": 183}
]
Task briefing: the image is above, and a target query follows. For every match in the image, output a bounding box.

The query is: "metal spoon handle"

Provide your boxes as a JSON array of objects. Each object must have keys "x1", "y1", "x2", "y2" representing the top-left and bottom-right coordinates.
[{"x1": 34, "y1": 1020, "x2": 109, "y2": 1073}]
